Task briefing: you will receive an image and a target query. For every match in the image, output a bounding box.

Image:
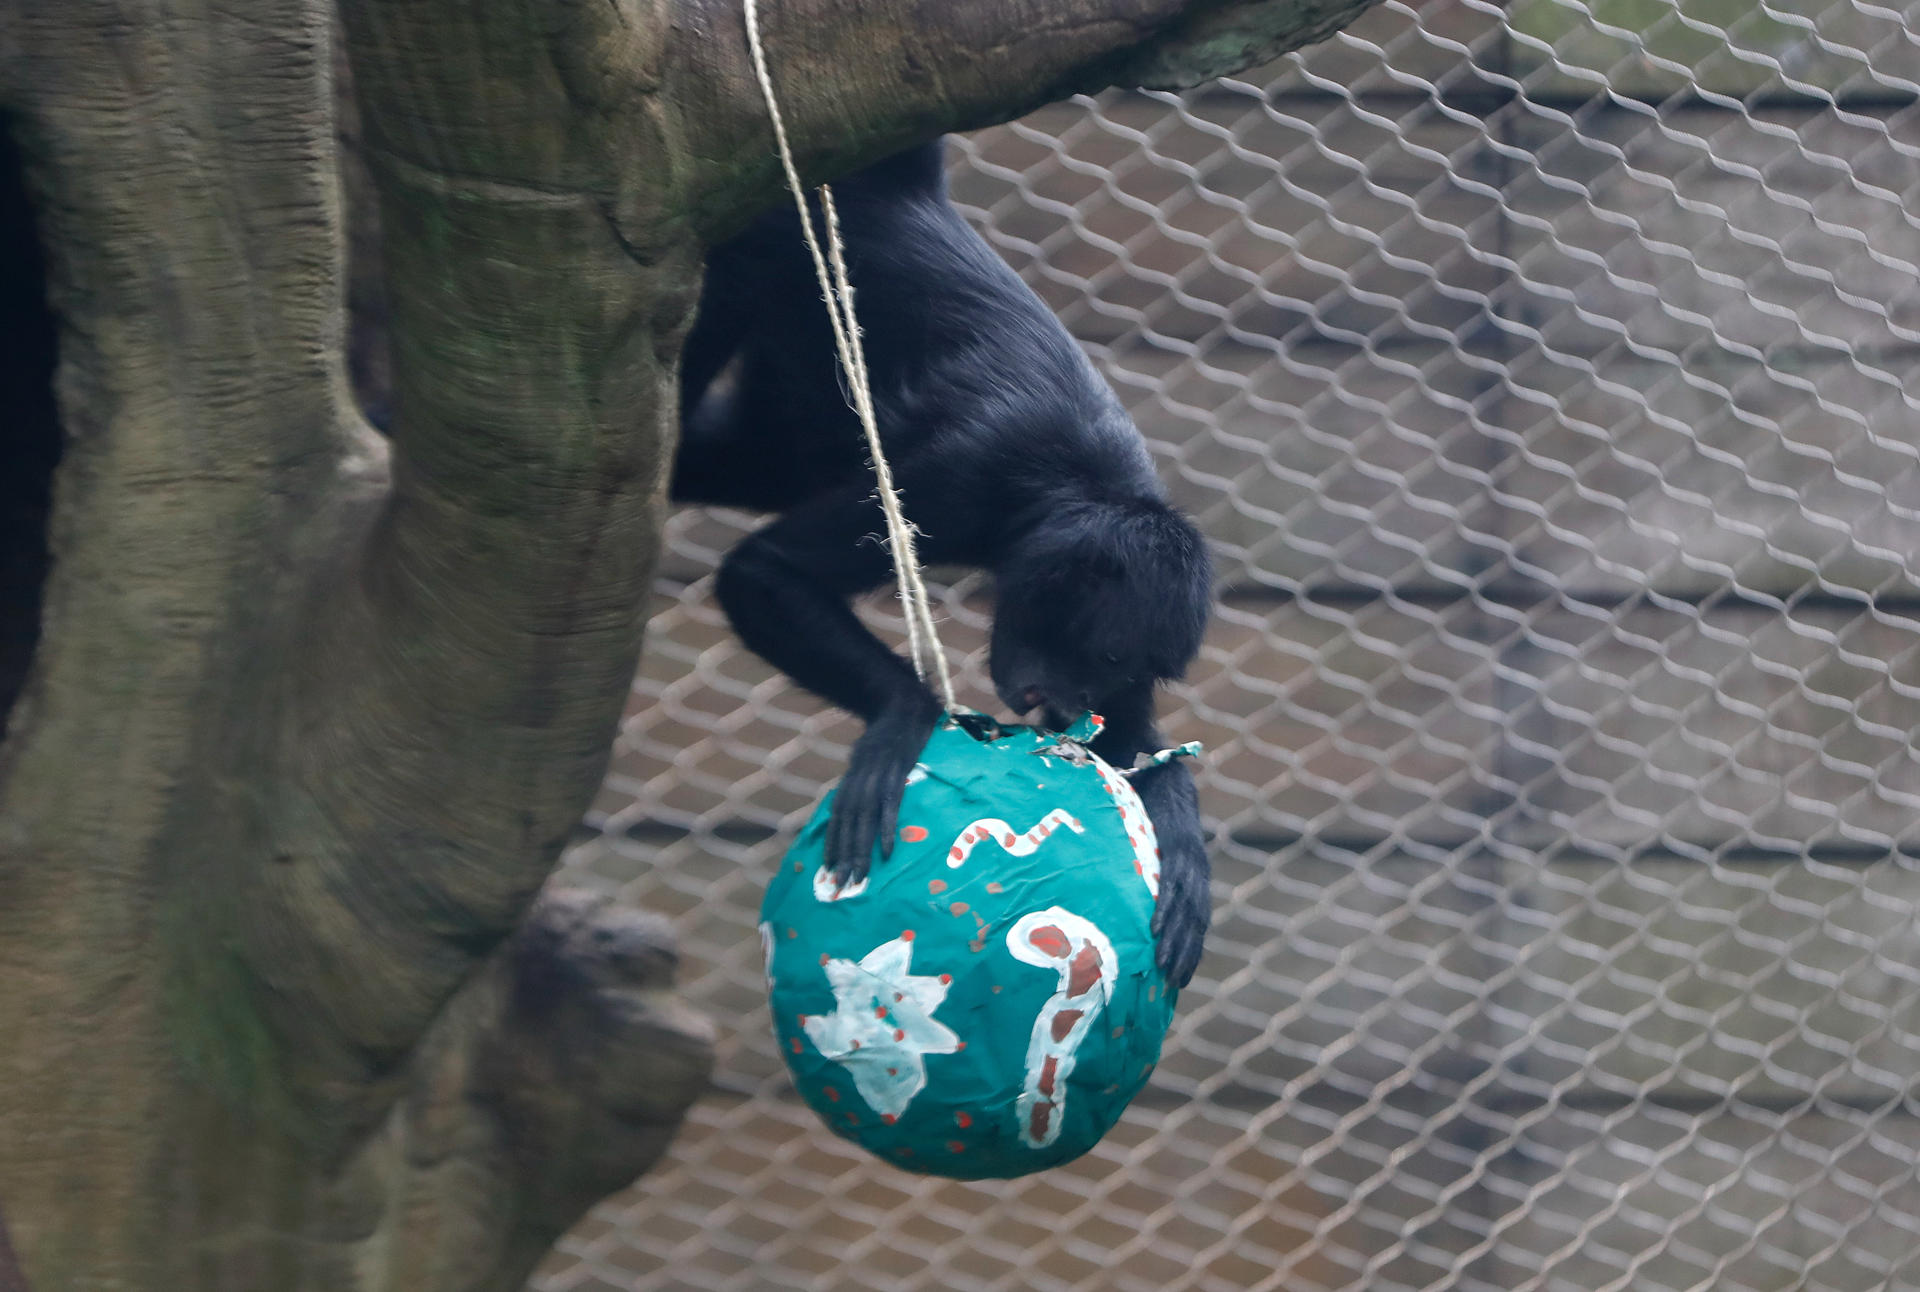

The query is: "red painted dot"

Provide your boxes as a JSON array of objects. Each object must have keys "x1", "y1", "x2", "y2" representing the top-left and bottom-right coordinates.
[
  {"x1": 986, "y1": 881, "x2": 1003, "y2": 894},
  {"x1": 901, "y1": 929, "x2": 915, "y2": 941},
  {"x1": 950, "y1": 901, "x2": 970, "y2": 917},
  {"x1": 900, "y1": 825, "x2": 929, "y2": 843},
  {"x1": 947, "y1": 1140, "x2": 967, "y2": 1153},
  {"x1": 1002, "y1": 833, "x2": 1015, "y2": 847},
  {"x1": 939, "y1": 974, "x2": 952, "y2": 985},
  {"x1": 823, "y1": 1087, "x2": 840, "y2": 1102},
  {"x1": 929, "y1": 879, "x2": 947, "y2": 894},
  {"x1": 819, "y1": 953, "x2": 830, "y2": 965},
  {"x1": 790, "y1": 1038, "x2": 802, "y2": 1053},
  {"x1": 949, "y1": 847, "x2": 963, "y2": 861},
  {"x1": 876, "y1": 1006, "x2": 888, "y2": 1018},
  {"x1": 893, "y1": 1029, "x2": 905, "y2": 1042},
  {"x1": 1072, "y1": 818, "x2": 1082, "y2": 829},
  {"x1": 955, "y1": 1111, "x2": 973, "y2": 1128},
  {"x1": 882, "y1": 1113, "x2": 897, "y2": 1124},
  {"x1": 955, "y1": 1040, "x2": 967, "y2": 1051}
]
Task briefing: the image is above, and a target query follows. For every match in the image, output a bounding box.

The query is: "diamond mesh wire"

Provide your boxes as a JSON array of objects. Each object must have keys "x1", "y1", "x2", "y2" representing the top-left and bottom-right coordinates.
[{"x1": 535, "y1": 0, "x2": 1920, "y2": 1286}]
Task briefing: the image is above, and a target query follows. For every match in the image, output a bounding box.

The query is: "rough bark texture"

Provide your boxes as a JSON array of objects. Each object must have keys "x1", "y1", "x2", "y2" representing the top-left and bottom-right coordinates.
[
  {"x1": 0, "y1": 0, "x2": 1377, "y2": 1287},
  {"x1": 0, "y1": 1208, "x2": 26, "y2": 1292}
]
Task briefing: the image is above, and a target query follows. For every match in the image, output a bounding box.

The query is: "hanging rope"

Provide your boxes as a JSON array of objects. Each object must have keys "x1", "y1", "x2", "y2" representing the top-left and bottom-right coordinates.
[{"x1": 741, "y1": 0, "x2": 959, "y2": 711}]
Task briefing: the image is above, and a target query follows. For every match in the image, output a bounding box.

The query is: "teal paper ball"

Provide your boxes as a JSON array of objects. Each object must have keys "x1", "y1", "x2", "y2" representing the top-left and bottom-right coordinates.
[{"x1": 760, "y1": 715, "x2": 1177, "y2": 1179}]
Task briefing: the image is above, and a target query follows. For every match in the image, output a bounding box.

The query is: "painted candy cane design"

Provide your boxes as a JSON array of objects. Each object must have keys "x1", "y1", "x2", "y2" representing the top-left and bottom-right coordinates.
[
  {"x1": 1093, "y1": 757, "x2": 1162, "y2": 898},
  {"x1": 946, "y1": 809, "x2": 1085, "y2": 869},
  {"x1": 1007, "y1": 907, "x2": 1118, "y2": 1149}
]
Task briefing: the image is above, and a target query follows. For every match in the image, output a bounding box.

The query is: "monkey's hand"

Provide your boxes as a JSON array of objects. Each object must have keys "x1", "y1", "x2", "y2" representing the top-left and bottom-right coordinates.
[
  {"x1": 1134, "y1": 760, "x2": 1211, "y2": 989},
  {"x1": 824, "y1": 689, "x2": 944, "y2": 886}
]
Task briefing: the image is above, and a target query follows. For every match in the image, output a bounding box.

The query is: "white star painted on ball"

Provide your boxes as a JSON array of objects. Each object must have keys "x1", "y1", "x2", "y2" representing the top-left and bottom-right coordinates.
[{"x1": 800, "y1": 934, "x2": 962, "y2": 1119}]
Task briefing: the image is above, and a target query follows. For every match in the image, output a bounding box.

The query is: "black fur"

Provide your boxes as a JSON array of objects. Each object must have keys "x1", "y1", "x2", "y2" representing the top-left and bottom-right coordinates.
[{"x1": 674, "y1": 140, "x2": 1214, "y2": 986}]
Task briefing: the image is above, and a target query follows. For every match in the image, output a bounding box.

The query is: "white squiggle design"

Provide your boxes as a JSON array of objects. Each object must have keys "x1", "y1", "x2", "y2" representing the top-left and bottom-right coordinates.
[
  {"x1": 945, "y1": 809, "x2": 1085, "y2": 869},
  {"x1": 1093, "y1": 757, "x2": 1162, "y2": 898},
  {"x1": 1006, "y1": 907, "x2": 1117, "y2": 1149}
]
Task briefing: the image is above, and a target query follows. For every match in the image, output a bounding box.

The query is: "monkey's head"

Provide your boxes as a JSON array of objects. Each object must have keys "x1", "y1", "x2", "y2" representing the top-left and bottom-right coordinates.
[{"x1": 990, "y1": 496, "x2": 1212, "y2": 729}]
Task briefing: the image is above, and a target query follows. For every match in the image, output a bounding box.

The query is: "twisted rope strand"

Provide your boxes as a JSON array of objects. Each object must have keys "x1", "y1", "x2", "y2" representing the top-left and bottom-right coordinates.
[{"x1": 741, "y1": 0, "x2": 958, "y2": 709}]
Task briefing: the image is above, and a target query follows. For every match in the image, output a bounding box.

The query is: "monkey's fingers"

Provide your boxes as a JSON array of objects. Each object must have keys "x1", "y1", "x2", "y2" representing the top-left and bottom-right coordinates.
[
  {"x1": 824, "y1": 777, "x2": 881, "y2": 882},
  {"x1": 1156, "y1": 918, "x2": 1203, "y2": 988},
  {"x1": 1148, "y1": 877, "x2": 1177, "y2": 938},
  {"x1": 824, "y1": 784, "x2": 879, "y2": 883},
  {"x1": 822, "y1": 839, "x2": 872, "y2": 886},
  {"x1": 1150, "y1": 865, "x2": 1209, "y2": 988},
  {"x1": 1151, "y1": 899, "x2": 1197, "y2": 985},
  {"x1": 874, "y1": 778, "x2": 904, "y2": 861},
  {"x1": 840, "y1": 739, "x2": 909, "y2": 874},
  {"x1": 828, "y1": 695, "x2": 939, "y2": 881}
]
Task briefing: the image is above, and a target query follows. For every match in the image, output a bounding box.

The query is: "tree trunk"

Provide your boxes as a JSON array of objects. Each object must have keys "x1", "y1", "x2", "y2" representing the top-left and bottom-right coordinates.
[{"x1": 0, "y1": 0, "x2": 1378, "y2": 1287}]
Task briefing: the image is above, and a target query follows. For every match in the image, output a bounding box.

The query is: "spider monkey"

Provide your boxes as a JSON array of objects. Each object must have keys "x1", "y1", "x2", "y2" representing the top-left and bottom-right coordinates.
[{"x1": 673, "y1": 140, "x2": 1213, "y2": 986}]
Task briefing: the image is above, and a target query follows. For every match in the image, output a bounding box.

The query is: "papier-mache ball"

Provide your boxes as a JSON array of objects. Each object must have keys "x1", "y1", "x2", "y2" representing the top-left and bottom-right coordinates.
[{"x1": 760, "y1": 712, "x2": 1179, "y2": 1180}]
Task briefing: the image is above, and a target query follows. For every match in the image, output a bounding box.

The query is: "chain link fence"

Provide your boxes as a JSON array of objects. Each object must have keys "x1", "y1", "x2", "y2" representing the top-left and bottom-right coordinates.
[{"x1": 537, "y1": 0, "x2": 1920, "y2": 1285}]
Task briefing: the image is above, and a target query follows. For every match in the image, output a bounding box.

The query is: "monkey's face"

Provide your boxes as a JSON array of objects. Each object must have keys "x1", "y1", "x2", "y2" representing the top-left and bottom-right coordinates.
[
  {"x1": 989, "y1": 497, "x2": 1213, "y2": 730},
  {"x1": 988, "y1": 581, "x2": 1170, "y2": 730}
]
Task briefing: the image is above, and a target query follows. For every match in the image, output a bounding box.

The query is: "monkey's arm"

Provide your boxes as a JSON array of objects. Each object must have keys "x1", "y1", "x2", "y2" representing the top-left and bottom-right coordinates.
[
  {"x1": 1091, "y1": 686, "x2": 1210, "y2": 988},
  {"x1": 715, "y1": 484, "x2": 954, "y2": 881}
]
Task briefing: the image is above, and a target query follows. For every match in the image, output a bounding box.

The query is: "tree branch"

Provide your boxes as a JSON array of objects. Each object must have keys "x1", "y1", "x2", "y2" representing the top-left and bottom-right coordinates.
[
  {"x1": 239, "y1": 1, "x2": 697, "y2": 1105},
  {"x1": 666, "y1": 0, "x2": 1382, "y2": 235}
]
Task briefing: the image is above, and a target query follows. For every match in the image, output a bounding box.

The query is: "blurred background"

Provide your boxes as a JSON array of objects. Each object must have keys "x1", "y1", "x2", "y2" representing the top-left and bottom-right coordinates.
[{"x1": 534, "y1": 0, "x2": 1920, "y2": 1285}]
